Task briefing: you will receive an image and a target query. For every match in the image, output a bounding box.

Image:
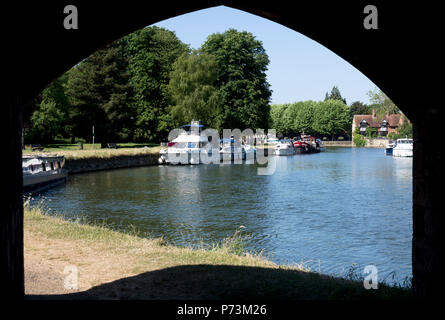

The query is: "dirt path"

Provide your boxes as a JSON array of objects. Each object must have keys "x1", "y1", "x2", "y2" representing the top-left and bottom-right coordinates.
[{"x1": 24, "y1": 230, "x2": 144, "y2": 298}]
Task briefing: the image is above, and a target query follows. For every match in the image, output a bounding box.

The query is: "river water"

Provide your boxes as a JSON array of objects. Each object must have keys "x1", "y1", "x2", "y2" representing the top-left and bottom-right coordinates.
[{"x1": 34, "y1": 147, "x2": 413, "y2": 283}]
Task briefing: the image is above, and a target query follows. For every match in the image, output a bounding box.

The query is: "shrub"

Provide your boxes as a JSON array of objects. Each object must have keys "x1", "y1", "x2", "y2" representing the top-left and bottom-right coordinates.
[{"x1": 353, "y1": 133, "x2": 366, "y2": 147}]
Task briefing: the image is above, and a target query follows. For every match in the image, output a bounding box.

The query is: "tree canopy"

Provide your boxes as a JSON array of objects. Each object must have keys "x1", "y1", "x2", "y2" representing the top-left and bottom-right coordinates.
[
  {"x1": 325, "y1": 86, "x2": 346, "y2": 105},
  {"x1": 270, "y1": 99, "x2": 351, "y2": 138},
  {"x1": 123, "y1": 26, "x2": 189, "y2": 141},
  {"x1": 200, "y1": 29, "x2": 272, "y2": 131},
  {"x1": 168, "y1": 51, "x2": 221, "y2": 128},
  {"x1": 25, "y1": 27, "x2": 274, "y2": 145}
]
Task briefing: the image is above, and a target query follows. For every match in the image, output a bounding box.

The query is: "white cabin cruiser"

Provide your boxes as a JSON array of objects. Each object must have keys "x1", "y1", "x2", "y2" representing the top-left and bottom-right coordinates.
[
  {"x1": 220, "y1": 138, "x2": 243, "y2": 162},
  {"x1": 158, "y1": 121, "x2": 215, "y2": 165},
  {"x1": 23, "y1": 155, "x2": 67, "y2": 193},
  {"x1": 392, "y1": 138, "x2": 413, "y2": 157},
  {"x1": 274, "y1": 139, "x2": 296, "y2": 156},
  {"x1": 242, "y1": 144, "x2": 256, "y2": 161}
]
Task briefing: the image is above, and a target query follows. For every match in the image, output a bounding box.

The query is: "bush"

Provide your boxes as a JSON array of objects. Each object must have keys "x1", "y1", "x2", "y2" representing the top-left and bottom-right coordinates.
[{"x1": 353, "y1": 133, "x2": 366, "y2": 147}]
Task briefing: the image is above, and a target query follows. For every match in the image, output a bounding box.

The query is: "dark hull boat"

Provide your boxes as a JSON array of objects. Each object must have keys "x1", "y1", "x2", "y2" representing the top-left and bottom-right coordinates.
[
  {"x1": 23, "y1": 155, "x2": 67, "y2": 193},
  {"x1": 293, "y1": 134, "x2": 322, "y2": 154}
]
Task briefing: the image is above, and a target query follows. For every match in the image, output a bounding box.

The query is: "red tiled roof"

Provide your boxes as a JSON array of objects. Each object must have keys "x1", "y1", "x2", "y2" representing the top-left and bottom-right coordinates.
[{"x1": 353, "y1": 114, "x2": 401, "y2": 128}]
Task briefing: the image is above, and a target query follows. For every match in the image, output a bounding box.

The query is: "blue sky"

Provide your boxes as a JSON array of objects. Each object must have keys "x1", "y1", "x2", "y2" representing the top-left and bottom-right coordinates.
[{"x1": 152, "y1": 5, "x2": 377, "y2": 105}]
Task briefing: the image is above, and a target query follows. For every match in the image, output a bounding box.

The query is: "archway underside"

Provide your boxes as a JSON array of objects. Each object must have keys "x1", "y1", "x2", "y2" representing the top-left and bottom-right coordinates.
[{"x1": 3, "y1": 1, "x2": 442, "y2": 299}]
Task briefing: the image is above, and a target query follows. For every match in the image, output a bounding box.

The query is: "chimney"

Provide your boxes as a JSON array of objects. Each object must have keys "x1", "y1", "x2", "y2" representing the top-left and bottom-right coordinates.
[{"x1": 372, "y1": 109, "x2": 375, "y2": 118}]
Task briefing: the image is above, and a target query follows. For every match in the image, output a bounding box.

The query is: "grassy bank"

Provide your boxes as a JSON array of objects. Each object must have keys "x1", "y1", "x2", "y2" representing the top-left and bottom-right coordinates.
[
  {"x1": 23, "y1": 144, "x2": 161, "y2": 160},
  {"x1": 24, "y1": 205, "x2": 412, "y2": 300}
]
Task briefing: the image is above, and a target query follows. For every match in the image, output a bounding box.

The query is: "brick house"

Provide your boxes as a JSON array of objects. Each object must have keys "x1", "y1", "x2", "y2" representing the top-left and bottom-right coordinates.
[{"x1": 352, "y1": 109, "x2": 404, "y2": 138}]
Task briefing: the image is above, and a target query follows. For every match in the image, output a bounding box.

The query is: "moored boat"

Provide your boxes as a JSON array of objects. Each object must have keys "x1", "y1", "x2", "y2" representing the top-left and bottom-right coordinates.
[
  {"x1": 220, "y1": 138, "x2": 243, "y2": 162},
  {"x1": 392, "y1": 138, "x2": 413, "y2": 157},
  {"x1": 274, "y1": 139, "x2": 296, "y2": 156},
  {"x1": 23, "y1": 155, "x2": 67, "y2": 193},
  {"x1": 158, "y1": 121, "x2": 216, "y2": 165},
  {"x1": 385, "y1": 140, "x2": 396, "y2": 156},
  {"x1": 293, "y1": 134, "x2": 320, "y2": 154}
]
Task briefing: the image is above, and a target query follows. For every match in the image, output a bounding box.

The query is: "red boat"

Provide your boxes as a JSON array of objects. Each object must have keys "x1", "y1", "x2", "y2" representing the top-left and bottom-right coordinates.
[{"x1": 293, "y1": 134, "x2": 320, "y2": 154}]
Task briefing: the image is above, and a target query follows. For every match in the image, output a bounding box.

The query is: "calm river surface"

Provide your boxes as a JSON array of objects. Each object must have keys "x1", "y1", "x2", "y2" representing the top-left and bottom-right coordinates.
[{"x1": 34, "y1": 147, "x2": 413, "y2": 282}]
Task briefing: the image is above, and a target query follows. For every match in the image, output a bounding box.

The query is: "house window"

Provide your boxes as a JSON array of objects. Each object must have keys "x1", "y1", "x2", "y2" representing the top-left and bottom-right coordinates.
[
  {"x1": 380, "y1": 120, "x2": 388, "y2": 136},
  {"x1": 359, "y1": 120, "x2": 368, "y2": 135}
]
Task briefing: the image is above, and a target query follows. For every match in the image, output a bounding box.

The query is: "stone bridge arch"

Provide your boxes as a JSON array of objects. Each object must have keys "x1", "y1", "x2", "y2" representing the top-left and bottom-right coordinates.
[{"x1": 3, "y1": 1, "x2": 442, "y2": 299}]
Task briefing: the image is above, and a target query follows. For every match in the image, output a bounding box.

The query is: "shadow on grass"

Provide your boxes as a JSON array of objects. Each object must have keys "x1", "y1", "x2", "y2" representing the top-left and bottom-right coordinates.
[{"x1": 25, "y1": 264, "x2": 412, "y2": 300}]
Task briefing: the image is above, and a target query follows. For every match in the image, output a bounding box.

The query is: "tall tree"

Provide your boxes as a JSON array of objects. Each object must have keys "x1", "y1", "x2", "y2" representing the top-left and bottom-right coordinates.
[
  {"x1": 313, "y1": 100, "x2": 351, "y2": 138},
  {"x1": 201, "y1": 29, "x2": 272, "y2": 130},
  {"x1": 325, "y1": 86, "x2": 347, "y2": 105},
  {"x1": 124, "y1": 26, "x2": 188, "y2": 141},
  {"x1": 25, "y1": 73, "x2": 71, "y2": 143},
  {"x1": 269, "y1": 104, "x2": 289, "y2": 135},
  {"x1": 168, "y1": 51, "x2": 221, "y2": 128},
  {"x1": 366, "y1": 87, "x2": 400, "y2": 119},
  {"x1": 293, "y1": 100, "x2": 317, "y2": 135},
  {"x1": 349, "y1": 101, "x2": 371, "y2": 116},
  {"x1": 66, "y1": 45, "x2": 132, "y2": 145}
]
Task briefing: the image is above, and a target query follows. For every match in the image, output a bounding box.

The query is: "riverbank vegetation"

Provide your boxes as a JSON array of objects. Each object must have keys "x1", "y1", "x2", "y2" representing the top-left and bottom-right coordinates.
[
  {"x1": 24, "y1": 203, "x2": 411, "y2": 299},
  {"x1": 23, "y1": 144, "x2": 161, "y2": 160},
  {"x1": 269, "y1": 99, "x2": 351, "y2": 140}
]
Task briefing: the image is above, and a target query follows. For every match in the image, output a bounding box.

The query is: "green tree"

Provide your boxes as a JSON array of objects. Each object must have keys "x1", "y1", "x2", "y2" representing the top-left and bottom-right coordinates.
[
  {"x1": 124, "y1": 26, "x2": 188, "y2": 141},
  {"x1": 366, "y1": 87, "x2": 400, "y2": 119},
  {"x1": 349, "y1": 101, "x2": 371, "y2": 116},
  {"x1": 313, "y1": 100, "x2": 350, "y2": 138},
  {"x1": 293, "y1": 100, "x2": 317, "y2": 135},
  {"x1": 25, "y1": 74, "x2": 71, "y2": 143},
  {"x1": 66, "y1": 45, "x2": 132, "y2": 145},
  {"x1": 28, "y1": 100, "x2": 65, "y2": 143},
  {"x1": 269, "y1": 104, "x2": 289, "y2": 135},
  {"x1": 325, "y1": 86, "x2": 347, "y2": 105},
  {"x1": 168, "y1": 51, "x2": 221, "y2": 128},
  {"x1": 201, "y1": 29, "x2": 272, "y2": 130}
]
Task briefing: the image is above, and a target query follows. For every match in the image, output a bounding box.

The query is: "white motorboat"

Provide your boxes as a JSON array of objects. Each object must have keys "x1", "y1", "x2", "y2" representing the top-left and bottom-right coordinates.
[
  {"x1": 23, "y1": 155, "x2": 67, "y2": 193},
  {"x1": 220, "y1": 138, "x2": 243, "y2": 162},
  {"x1": 158, "y1": 121, "x2": 216, "y2": 165},
  {"x1": 392, "y1": 138, "x2": 413, "y2": 157},
  {"x1": 274, "y1": 139, "x2": 296, "y2": 156}
]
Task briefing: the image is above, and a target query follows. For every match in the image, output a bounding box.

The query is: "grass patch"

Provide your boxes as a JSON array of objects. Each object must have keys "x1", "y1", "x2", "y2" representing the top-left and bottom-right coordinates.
[
  {"x1": 24, "y1": 202, "x2": 413, "y2": 300},
  {"x1": 23, "y1": 145, "x2": 161, "y2": 160}
]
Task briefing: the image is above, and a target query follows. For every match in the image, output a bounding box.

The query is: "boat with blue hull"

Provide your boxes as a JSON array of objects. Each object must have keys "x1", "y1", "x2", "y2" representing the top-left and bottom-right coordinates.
[{"x1": 385, "y1": 140, "x2": 396, "y2": 156}]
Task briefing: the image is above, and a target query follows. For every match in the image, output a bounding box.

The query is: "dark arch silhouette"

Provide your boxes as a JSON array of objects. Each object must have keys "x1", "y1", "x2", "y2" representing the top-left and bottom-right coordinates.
[{"x1": 3, "y1": 1, "x2": 442, "y2": 299}]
